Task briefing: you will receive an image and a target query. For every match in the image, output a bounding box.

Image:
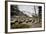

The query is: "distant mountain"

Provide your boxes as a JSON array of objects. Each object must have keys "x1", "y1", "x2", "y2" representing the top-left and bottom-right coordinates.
[
  {"x1": 11, "y1": 9, "x2": 29, "y2": 17},
  {"x1": 11, "y1": 5, "x2": 32, "y2": 17},
  {"x1": 11, "y1": 8, "x2": 33, "y2": 17},
  {"x1": 22, "y1": 11, "x2": 32, "y2": 17}
]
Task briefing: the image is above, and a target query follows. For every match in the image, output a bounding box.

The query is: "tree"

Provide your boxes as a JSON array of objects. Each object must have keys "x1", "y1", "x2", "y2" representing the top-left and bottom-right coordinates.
[
  {"x1": 34, "y1": 6, "x2": 36, "y2": 16},
  {"x1": 38, "y1": 6, "x2": 42, "y2": 23},
  {"x1": 38, "y1": 6, "x2": 42, "y2": 19},
  {"x1": 11, "y1": 5, "x2": 20, "y2": 16}
]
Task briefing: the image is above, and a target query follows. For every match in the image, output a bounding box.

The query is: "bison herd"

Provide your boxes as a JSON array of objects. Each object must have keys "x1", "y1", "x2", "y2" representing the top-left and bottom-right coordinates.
[{"x1": 11, "y1": 16, "x2": 39, "y2": 26}]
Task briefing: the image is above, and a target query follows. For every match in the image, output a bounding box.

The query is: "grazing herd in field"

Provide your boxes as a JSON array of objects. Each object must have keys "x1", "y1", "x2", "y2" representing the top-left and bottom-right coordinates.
[{"x1": 11, "y1": 16, "x2": 39, "y2": 25}]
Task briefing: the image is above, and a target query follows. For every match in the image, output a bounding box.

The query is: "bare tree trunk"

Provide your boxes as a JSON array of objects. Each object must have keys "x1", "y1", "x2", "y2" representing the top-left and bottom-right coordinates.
[
  {"x1": 34, "y1": 6, "x2": 36, "y2": 23},
  {"x1": 34, "y1": 6, "x2": 36, "y2": 16}
]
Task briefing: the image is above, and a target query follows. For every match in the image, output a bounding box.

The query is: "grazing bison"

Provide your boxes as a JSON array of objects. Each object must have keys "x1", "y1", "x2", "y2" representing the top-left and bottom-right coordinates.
[
  {"x1": 11, "y1": 23, "x2": 15, "y2": 26},
  {"x1": 32, "y1": 20, "x2": 35, "y2": 23},
  {"x1": 26, "y1": 21, "x2": 28, "y2": 23},
  {"x1": 26, "y1": 20, "x2": 28, "y2": 23},
  {"x1": 28, "y1": 20, "x2": 32, "y2": 22},
  {"x1": 15, "y1": 20, "x2": 18, "y2": 22},
  {"x1": 18, "y1": 21, "x2": 22, "y2": 24}
]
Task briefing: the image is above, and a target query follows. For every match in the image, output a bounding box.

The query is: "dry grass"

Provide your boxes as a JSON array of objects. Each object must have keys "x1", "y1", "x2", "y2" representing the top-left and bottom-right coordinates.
[{"x1": 11, "y1": 23, "x2": 31, "y2": 29}]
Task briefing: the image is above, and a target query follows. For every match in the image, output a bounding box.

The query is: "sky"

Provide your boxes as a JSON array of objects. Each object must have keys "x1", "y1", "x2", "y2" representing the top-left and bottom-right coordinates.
[{"x1": 18, "y1": 5, "x2": 39, "y2": 17}]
